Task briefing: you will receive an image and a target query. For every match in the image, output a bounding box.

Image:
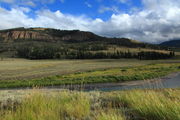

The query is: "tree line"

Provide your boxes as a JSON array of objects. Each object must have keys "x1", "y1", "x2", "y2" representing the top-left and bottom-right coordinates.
[{"x1": 16, "y1": 44, "x2": 175, "y2": 60}]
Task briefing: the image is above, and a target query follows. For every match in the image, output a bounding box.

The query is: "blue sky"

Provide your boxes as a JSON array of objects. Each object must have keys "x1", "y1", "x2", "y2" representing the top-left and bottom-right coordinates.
[
  {"x1": 0, "y1": 0, "x2": 143, "y2": 20},
  {"x1": 0, "y1": 0, "x2": 180, "y2": 43}
]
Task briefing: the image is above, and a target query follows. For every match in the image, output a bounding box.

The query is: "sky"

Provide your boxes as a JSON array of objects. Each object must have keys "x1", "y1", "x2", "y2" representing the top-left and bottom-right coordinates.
[{"x1": 0, "y1": 0, "x2": 180, "y2": 43}]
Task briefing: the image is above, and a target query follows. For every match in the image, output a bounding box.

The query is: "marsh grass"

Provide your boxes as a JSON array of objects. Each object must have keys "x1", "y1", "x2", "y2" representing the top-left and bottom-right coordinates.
[{"x1": 0, "y1": 89, "x2": 179, "y2": 120}]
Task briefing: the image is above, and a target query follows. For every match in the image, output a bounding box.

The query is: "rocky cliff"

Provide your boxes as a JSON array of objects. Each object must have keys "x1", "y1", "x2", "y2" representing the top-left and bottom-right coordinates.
[
  {"x1": 0, "y1": 28, "x2": 100, "y2": 42},
  {"x1": 0, "y1": 30, "x2": 57, "y2": 42}
]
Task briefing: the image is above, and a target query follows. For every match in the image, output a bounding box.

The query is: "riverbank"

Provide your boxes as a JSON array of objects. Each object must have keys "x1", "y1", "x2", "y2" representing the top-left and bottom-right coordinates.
[
  {"x1": 0, "y1": 72, "x2": 179, "y2": 120},
  {"x1": 0, "y1": 72, "x2": 179, "y2": 92},
  {"x1": 0, "y1": 63, "x2": 179, "y2": 89}
]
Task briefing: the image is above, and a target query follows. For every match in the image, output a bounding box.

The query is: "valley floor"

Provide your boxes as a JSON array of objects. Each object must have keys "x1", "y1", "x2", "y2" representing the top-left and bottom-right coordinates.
[
  {"x1": 0, "y1": 59, "x2": 151, "y2": 81},
  {"x1": 0, "y1": 59, "x2": 179, "y2": 120},
  {"x1": 0, "y1": 59, "x2": 179, "y2": 88}
]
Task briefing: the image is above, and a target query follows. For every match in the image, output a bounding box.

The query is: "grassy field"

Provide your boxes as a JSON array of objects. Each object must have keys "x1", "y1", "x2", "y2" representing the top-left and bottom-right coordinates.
[
  {"x1": 0, "y1": 59, "x2": 179, "y2": 119},
  {"x1": 0, "y1": 59, "x2": 153, "y2": 81},
  {"x1": 0, "y1": 59, "x2": 179, "y2": 88},
  {"x1": 0, "y1": 89, "x2": 179, "y2": 120}
]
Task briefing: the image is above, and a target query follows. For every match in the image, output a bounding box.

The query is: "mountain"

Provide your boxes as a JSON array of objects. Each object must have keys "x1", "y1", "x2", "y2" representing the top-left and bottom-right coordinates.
[
  {"x1": 160, "y1": 39, "x2": 180, "y2": 48},
  {"x1": 0, "y1": 27, "x2": 172, "y2": 60},
  {"x1": 0, "y1": 27, "x2": 153, "y2": 47}
]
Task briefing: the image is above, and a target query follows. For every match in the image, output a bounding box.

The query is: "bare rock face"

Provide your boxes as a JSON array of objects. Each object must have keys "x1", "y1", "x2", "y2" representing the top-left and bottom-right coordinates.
[
  {"x1": 0, "y1": 30, "x2": 55, "y2": 42},
  {"x1": 0, "y1": 28, "x2": 99, "y2": 42}
]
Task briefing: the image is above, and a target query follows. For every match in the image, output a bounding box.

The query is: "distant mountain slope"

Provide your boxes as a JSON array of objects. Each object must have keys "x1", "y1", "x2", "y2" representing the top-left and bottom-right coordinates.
[
  {"x1": 0, "y1": 27, "x2": 172, "y2": 60},
  {"x1": 160, "y1": 40, "x2": 180, "y2": 48},
  {"x1": 0, "y1": 27, "x2": 156, "y2": 48}
]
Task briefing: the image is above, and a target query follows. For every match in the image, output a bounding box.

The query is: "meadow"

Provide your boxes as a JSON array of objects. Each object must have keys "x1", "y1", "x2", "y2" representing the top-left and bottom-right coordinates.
[
  {"x1": 0, "y1": 58, "x2": 179, "y2": 120},
  {"x1": 0, "y1": 89, "x2": 179, "y2": 120},
  {"x1": 0, "y1": 59, "x2": 152, "y2": 81},
  {"x1": 0, "y1": 59, "x2": 179, "y2": 88}
]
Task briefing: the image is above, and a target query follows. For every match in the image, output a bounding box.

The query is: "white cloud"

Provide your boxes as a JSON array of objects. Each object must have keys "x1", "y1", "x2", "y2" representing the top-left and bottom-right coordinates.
[
  {"x1": 0, "y1": 0, "x2": 180, "y2": 43},
  {"x1": 0, "y1": 8, "x2": 33, "y2": 28},
  {"x1": 0, "y1": 7, "x2": 93, "y2": 31},
  {"x1": 98, "y1": 6, "x2": 120, "y2": 13},
  {"x1": 85, "y1": 2, "x2": 92, "y2": 8},
  {"x1": 24, "y1": 1, "x2": 36, "y2": 7},
  {"x1": 117, "y1": 0, "x2": 129, "y2": 4},
  {"x1": 0, "y1": 0, "x2": 14, "y2": 4},
  {"x1": 115, "y1": 0, "x2": 132, "y2": 5},
  {"x1": 0, "y1": 0, "x2": 55, "y2": 7},
  {"x1": 18, "y1": 7, "x2": 31, "y2": 13}
]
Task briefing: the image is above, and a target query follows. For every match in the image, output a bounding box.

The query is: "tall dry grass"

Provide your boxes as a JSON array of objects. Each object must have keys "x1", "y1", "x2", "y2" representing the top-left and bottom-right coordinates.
[{"x1": 0, "y1": 89, "x2": 180, "y2": 120}]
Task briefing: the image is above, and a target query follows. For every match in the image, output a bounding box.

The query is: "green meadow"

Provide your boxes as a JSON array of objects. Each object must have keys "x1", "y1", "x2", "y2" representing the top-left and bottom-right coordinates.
[
  {"x1": 0, "y1": 59, "x2": 179, "y2": 88},
  {"x1": 0, "y1": 59, "x2": 151, "y2": 81}
]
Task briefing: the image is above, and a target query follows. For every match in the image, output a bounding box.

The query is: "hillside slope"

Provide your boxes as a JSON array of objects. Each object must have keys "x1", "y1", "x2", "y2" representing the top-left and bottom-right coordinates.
[
  {"x1": 0, "y1": 27, "x2": 154, "y2": 47},
  {"x1": 160, "y1": 40, "x2": 180, "y2": 48},
  {"x1": 0, "y1": 27, "x2": 173, "y2": 60}
]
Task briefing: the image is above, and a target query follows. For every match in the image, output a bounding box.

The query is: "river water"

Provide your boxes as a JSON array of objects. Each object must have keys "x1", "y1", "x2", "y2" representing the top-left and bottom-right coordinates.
[
  {"x1": 0, "y1": 73, "x2": 179, "y2": 92},
  {"x1": 96, "y1": 73, "x2": 180, "y2": 91}
]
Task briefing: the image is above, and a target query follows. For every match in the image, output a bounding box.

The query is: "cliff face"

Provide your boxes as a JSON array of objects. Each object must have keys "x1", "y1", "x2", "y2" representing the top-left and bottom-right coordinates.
[
  {"x1": 0, "y1": 28, "x2": 99, "y2": 42},
  {"x1": 0, "y1": 30, "x2": 55, "y2": 42}
]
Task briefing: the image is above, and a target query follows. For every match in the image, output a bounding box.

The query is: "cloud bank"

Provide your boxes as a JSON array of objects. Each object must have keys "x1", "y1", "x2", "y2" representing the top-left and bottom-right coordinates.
[
  {"x1": 0, "y1": 0, "x2": 180, "y2": 43},
  {"x1": 0, "y1": 0, "x2": 55, "y2": 7}
]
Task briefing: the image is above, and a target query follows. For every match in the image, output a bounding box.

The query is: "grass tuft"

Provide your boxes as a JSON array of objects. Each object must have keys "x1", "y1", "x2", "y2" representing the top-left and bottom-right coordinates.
[{"x1": 0, "y1": 89, "x2": 180, "y2": 120}]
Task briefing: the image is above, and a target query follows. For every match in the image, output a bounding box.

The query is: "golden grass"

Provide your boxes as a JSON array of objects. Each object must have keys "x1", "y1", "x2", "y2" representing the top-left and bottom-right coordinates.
[
  {"x1": 0, "y1": 89, "x2": 179, "y2": 120},
  {"x1": 66, "y1": 63, "x2": 179, "y2": 78},
  {"x1": 116, "y1": 89, "x2": 180, "y2": 120},
  {"x1": 0, "y1": 62, "x2": 179, "y2": 88},
  {"x1": 0, "y1": 58, "x2": 179, "y2": 81},
  {"x1": 91, "y1": 46, "x2": 172, "y2": 54},
  {"x1": 0, "y1": 59, "x2": 162, "y2": 81}
]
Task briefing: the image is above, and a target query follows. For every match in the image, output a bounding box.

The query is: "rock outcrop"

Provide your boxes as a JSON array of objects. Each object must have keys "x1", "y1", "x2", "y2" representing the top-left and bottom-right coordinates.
[
  {"x1": 0, "y1": 28, "x2": 99, "y2": 42},
  {"x1": 0, "y1": 30, "x2": 55, "y2": 42}
]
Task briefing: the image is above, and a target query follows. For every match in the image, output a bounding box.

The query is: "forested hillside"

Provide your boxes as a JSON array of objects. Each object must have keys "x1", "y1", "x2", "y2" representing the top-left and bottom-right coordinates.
[
  {"x1": 0, "y1": 27, "x2": 174, "y2": 60},
  {"x1": 160, "y1": 39, "x2": 180, "y2": 48}
]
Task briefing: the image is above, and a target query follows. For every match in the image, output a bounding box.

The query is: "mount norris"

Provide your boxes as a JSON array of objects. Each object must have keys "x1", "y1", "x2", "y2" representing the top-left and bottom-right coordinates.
[
  {"x1": 0, "y1": 27, "x2": 165, "y2": 47},
  {"x1": 0, "y1": 27, "x2": 175, "y2": 60}
]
